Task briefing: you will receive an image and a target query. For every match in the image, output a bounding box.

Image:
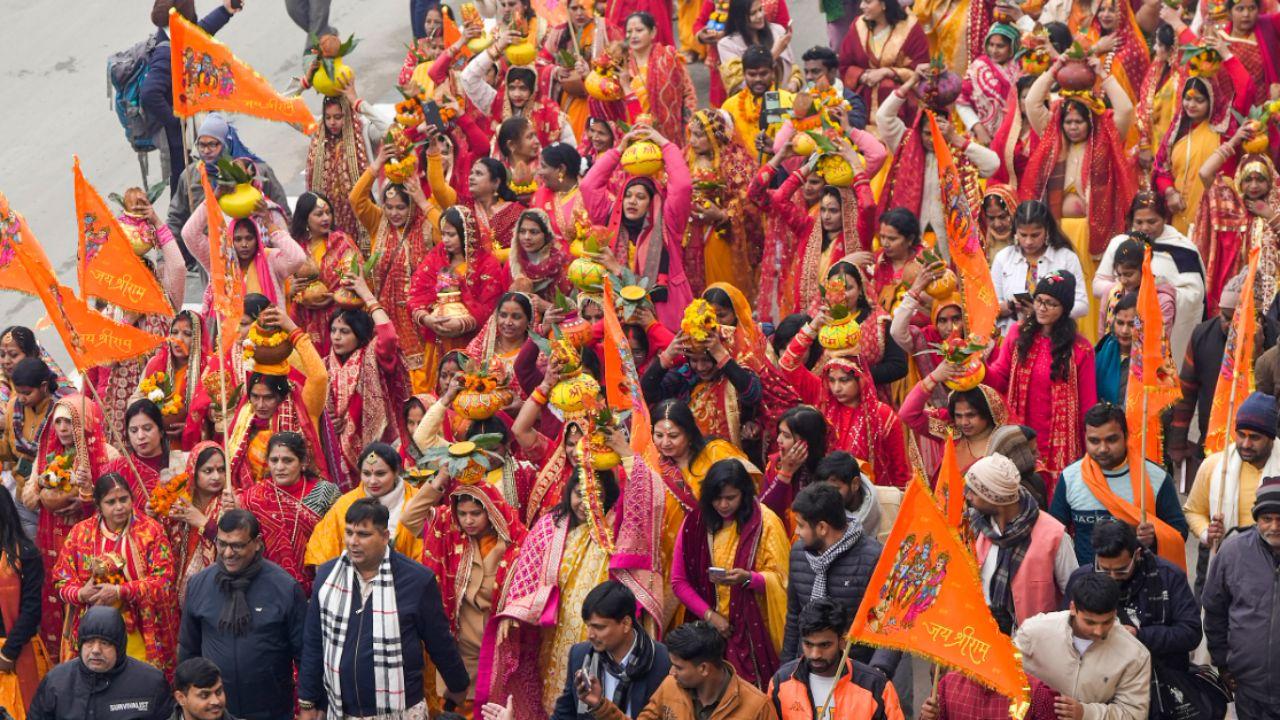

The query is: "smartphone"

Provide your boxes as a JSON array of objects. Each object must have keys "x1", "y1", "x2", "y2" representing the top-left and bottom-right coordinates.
[
  {"x1": 708, "y1": 566, "x2": 728, "y2": 583},
  {"x1": 761, "y1": 91, "x2": 787, "y2": 130},
  {"x1": 1014, "y1": 292, "x2": 1033, "y2": 305},
  {"x1": 421, "y1": 100, "x2": 446, "y2": 131}
]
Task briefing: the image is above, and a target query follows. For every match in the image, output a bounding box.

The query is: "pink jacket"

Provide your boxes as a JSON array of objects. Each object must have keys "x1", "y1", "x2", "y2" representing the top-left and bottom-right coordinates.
[
  {"x1": 183, "y1": 202, "x2": 307, "y2": 308},
  {"x1": 581, "y1": 143, "x2": 693, "y2": 332},
  {"x1": 974, "y1": 511, "x2": 1066, "y2": 626}
]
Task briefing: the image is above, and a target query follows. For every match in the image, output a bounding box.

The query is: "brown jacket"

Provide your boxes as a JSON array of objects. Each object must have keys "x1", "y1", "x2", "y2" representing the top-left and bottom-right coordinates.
[{"x1": 593, "y1": 665, "x2": 779, "y2": 720}]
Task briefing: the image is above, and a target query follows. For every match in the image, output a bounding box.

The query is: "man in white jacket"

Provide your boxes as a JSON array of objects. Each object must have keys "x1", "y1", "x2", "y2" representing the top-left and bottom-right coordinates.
[{"x1": 1015, "y1": 574, "x2": 1151, "y2": 720}]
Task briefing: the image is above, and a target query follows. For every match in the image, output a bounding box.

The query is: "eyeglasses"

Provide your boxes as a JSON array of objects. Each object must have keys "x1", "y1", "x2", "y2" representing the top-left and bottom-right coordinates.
[
  {"x1": 1093, "y1": 553, "x2": 1137, "y2": 577},
  {"x1": 216, "y1": 539, "x2": 253, "y2": 552},
  {"x1": 1032, "y1": 297, "x2": 1061, "y2": 309},
  {"x1": 196, "y1": 140, "x2": 223, "y2": 150}
]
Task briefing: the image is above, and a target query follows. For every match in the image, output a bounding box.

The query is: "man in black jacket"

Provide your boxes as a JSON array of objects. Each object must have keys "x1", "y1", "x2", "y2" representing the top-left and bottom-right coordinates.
[
  {"x1": 179, "y1": 510, "x2": 305, "y2": 720},
  {"x1": 299, "y1": 499, "x2": 469, "y2": 719},
  {"x1": 27, "y1": 606, "x2": 172, "y2": 720},
  {"x1": 784, "y1": 484, "x2": 897, "y2": 676},
  {"x1": 1064, "y1": 520, "x2": 1201, "y2": 672},
  {"x1": 550, "y1": 581, "x2": 671, "y2": 720}
]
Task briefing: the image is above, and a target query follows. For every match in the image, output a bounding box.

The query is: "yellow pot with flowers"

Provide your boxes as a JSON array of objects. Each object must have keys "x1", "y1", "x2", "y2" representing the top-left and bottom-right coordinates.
[{"x1": 818, "y1": 276, "x2": 862, "y2": 351}]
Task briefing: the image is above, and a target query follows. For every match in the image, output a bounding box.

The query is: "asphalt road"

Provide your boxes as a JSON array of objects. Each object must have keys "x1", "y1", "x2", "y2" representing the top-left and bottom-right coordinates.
[{"x1": 0, "y1": 0, "x2": 826, "y2": 370}]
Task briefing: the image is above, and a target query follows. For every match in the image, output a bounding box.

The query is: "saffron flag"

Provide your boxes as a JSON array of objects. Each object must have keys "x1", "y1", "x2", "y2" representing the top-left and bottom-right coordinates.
[
  {"x1": 927, "y1": 112, "x2": 998, "y2": 341},
  {"x1": 1204, "y1": 247, "x2": 1260, "y2": 455},
  {"x1": 9, "y1": 237, "x2": 163, "y2": 371},
  {"x1": 1119, "y1": 244, "x2": 1186, "y2": 568},
  {"x1": 850, "y1": 478, "x2": 1029, "y2": 712},
  {"x1": 74, "y1": 157, "x2": 174, "y2": 317},
  {"x1": 531, "y1": 0, "x2": 570, "y2": 28},
  {"x1": 601, "y1": 276, "x2": 662, "y2": 472},
  {"x1": 169, "y1": 10, "x2": 316, "y2": 134},
  {"x1": 933, "y1": 433, "x2": 966, "y2": 527},
  {"x1": 199, "y1": 165, "x2": 245, "y2": 356},
  {"x1": 0, "y1": 192, "x2": 57, "y2": 297}
]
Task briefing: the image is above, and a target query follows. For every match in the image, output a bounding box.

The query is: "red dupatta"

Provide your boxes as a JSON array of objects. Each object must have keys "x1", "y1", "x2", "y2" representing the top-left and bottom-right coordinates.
[
  {"x1": 677, "y1": 503, "x2": 778, "y2": 685},
  {"x1": 421, "y1": 482, "x2": 527, "y2": 631},
  {"x1": 290, "y1": 229, "x2": 363, "y2": 356},
  {"x1": 1019, "y1": 101, "x2": 1136, "y2": 256},
  {"x1": 372, "y1": 207, "x2": 434, "y2": 370},
  {"x1": 1005, "y1": 328, "x2": 1083, "y2": 474},
  {"x1": 629, "y1": 43, "x2": 695, "y2": 148}
]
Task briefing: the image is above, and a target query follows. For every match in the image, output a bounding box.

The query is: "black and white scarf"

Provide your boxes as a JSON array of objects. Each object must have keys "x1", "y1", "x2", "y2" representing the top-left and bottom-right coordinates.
[
  {"x1": 805, "y1": 517, "x2": 864, "y2": 600},
  {"x1": 580, "y1": 624, "x2": 657, "y2": 713},
  {"x1": 1119, "y1": 550, "x2": 1168, "y2": 629},
  {"x1": 969, "y1": 490, "x2": 1039, "y2": 635},
  {"x1": 317, "y1": 547, "x2": 404, "y2": 715}
]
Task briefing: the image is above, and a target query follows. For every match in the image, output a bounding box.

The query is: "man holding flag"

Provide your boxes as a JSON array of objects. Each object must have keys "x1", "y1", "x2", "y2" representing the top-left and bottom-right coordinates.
[{"x1": 1049, "y1": 404, "x2": 1188, "y2": 567}]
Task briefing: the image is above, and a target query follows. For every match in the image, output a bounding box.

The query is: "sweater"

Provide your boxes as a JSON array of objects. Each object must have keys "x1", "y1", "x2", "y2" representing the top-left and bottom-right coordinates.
[
  {"x1": 1049, "y1": 459, "x2": 1188, "y2": 565},
  {"x1": 1015, "y1": 611, "x2": 1152, "y2": 720}
]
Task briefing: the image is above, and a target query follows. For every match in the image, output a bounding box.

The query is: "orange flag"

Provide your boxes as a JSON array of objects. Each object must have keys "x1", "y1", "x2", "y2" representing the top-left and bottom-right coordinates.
[
  {"x1": 169, "y1": 10, "x2": 316, "y2": 134},
  {"x1": 9, "y1": 237, "x2": 163, "y2": 372},
  {"x1": 74, "y1": 157, "x2": 174, "y2": 317},
  {"x1": 199, "y1": 165, "x2": 245, "y2": 356},
  {"x1": 850, "y1": 478, "x2": 1029, "y2": 713},
  {"x1": 531, "y1": 0, "x2": 571, "y2": 27},
  {"x1": 601, "y1": 276, "x2": 662, "y2": 472},
  {"x1": 1204, "y1": 247, "x2": 1260, "y2": 455},
  {"x1": 0, "y1": 192, "x2": 57, "y2": 296},
  {"x1": 927, "y1": 113, "x2": 998, "y2": 341},
  {"x1": 933, "y1": 434, "x2": 966, "y2": 527},
  {"x1": 1124, "y1": 245, "x2": 1180, "y2": 463}
]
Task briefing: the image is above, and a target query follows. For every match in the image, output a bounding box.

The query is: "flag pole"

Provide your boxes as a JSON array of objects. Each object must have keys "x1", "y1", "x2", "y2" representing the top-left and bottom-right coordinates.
[
  {"x1": 817, "y1": 639, "x2": 856, "y2": 719},
  {"x1": 1213, "y1": 354, "x2": 1244, "y2": 553},
  {"x1": 84, "y1": 379, "x2": 152, "y2": 496},
  {"x1": 1139, "y1": 386, "x2": 1148, "y2": 523}
]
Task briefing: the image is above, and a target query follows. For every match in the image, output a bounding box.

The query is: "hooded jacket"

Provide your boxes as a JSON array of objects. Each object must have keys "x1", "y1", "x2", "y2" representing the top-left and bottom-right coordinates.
[{"x1": 27, "y1": 606, "x2": 173, "y2": 720}]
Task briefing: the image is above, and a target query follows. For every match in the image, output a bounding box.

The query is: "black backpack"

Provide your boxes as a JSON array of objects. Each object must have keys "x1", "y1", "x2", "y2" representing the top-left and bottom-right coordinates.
[{"x1": 107, "y1": 34, "x2": 165, "y2": 152}]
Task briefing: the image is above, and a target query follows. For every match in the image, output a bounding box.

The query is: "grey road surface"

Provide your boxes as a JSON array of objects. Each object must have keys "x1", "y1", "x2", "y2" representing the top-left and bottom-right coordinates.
[{"x1": 0, "y1": 0, "x2": 825, "y2": 371}]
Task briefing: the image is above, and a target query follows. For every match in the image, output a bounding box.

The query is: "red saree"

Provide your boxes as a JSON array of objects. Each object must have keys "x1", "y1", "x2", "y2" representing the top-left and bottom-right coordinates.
[
  {"x1": 326, "y1": 321, "x2": 408, "y2": 488},
  {"x1": 837, "y1": 17, "x2": 930, "y2": 126},
  {"x1": 52, "y1": 514, "x2": 177, "y2": 673},
  {"x1": 1020, "y1": 102, "x2": 1137, "y2": 257},
  {"x1": 29, "y1": 394, "x2": 114, "y2": 653},
  {"x1": 168, "y1": 441, "x2": 225, "y2": 606},
  {"x1": 288, "y1": 230, "x2": 363, "y2": 357},
  {"x1": 627, "y1": 43, "x2": 696, "y2": 148},
  {"x1": 306, "y1": 97, "x2": 370, "y2": 249},
  {"x1": 237, "y1": 477, "x2": 339, "y2": 593}
]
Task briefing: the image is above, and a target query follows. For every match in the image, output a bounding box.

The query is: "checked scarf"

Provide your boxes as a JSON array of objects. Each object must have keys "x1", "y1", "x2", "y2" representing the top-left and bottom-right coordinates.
[
  {"x1": 804, "y1": 517, "x2": 863, "y2": 601},
  {"x1": 969, "y1": 490, "x2": 1039, "y2": 634},
  {"x1": 317, "y1": 547, "x2": 405, "y2": 715},
  {"x1": 1118, "y1": 549, "x2": 1169, "y2": 630}
]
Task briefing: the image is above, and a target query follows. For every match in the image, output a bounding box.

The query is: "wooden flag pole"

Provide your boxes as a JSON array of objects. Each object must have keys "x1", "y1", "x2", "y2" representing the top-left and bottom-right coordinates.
[
  {"x1": 1139, "y1": 386, "x2": 1148, "y2": 523},
  {"x1": 84, "y1": 379, "x2": 151, "y2": 496},
  {"x1": 1213, "y1": 359, "x2": 1244, "y2": 553}
]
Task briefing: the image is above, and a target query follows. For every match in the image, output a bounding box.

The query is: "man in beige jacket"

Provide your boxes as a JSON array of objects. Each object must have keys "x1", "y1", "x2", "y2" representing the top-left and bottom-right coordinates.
[{"x1": 1014, "y1": 574, "x2": 1151, "y2": 720}]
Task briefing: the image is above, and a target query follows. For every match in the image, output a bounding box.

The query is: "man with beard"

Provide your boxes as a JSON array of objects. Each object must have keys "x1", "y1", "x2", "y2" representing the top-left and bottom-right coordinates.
[
  {"x1": 965, "y1": 455, "x2": 1077, "y2": 635},
  {"x1": 722, "y1": 46, "x2": 794, "y2": 153},
  {"x1": 179, "y1": 510, "x2": 306, "y2": 720},
  {"x1": 1202, "y1": 476, "x2": 1280, "y2": 717},
  {"x1": 551, "y1": 581, "x2": 671, "y2": 720},
  {"x1": 172, "y1": 658, "x2": 239, "y2": 720},
  {"x1": 782, "y1": 484, "x2": 896, "y2": 677},
  {"x1": 1050, "y1": 404, "x2": 1188, "y2": 566},
  {"x1": 767, "y1": 598, "x2": 904, "y2": 720},
  {"x1": 27, "y1": 606, "x2": 173, "y2": 720},
  {"x1": 1184, "y1": 392, "x2": 1280, "y2": 577},
  {"x1": 814, "y1": 451, "x2": 900, "y2": 542},
  {"x1": 1015, "y1": 574, "x2": 1151, "y2": 720}
]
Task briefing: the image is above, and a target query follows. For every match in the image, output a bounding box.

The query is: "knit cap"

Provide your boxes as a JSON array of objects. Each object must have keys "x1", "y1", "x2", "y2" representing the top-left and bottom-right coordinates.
[
  {"x1": 965, "y1": 454, "x2": 1022, "y2": 505},
  {"x1": 1220, "y1": 271, "x2": 1246, "y2": 310},
  {"x1": 1253, "y1": 476, "x2": 1280, "y2": 519},
  {"x1": 1236, "y1": 391, "x2": 1279, "y2": 439},
  {"x1": 1033, "y1": 271, "x2": 1075, "y2": 310}
]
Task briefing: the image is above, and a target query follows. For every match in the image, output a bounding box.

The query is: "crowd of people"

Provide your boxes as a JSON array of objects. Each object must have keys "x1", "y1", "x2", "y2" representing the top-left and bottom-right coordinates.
[{"x1": 3, "y1": 0, "x2": 1280, "y2": 717}]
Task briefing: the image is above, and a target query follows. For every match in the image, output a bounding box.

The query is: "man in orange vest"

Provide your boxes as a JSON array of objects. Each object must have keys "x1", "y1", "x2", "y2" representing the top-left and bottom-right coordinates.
[{"x1": 767, "y1": 598, "x2": 904, "y2": 720}]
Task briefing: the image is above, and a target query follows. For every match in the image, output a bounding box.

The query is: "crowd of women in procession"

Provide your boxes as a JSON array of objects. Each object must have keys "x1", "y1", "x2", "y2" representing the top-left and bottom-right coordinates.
[{"x1": 2, "y1": 0, "x2": 1280, "y2": 716}]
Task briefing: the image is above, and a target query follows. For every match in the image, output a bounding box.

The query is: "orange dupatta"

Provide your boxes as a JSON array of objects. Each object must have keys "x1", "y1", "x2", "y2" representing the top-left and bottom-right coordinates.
[{"x1": 1079, "y1": 456, "x2": 1186, "y2": 570}]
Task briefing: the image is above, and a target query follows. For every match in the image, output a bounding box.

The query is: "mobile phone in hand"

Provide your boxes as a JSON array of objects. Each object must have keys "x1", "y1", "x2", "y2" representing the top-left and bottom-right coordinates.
[{"x1": 708, "y1": 566, "x2": 728, "y2": 583}]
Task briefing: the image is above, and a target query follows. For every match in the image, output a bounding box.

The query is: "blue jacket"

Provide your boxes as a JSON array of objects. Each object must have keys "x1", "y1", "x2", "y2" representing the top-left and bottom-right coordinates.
[
  {"x1": 178, "y1": 560, "x2": 305, "y2": 720},
  {"x1": 1065, "y1": 554, "x2": 1201, "y2": 670},
  {"x1": 1050, "y1": 459, "x2": 1188, "y2": 565},
  {"x1": 299, "y1": 551, "x2": 469, "y2": 714},
  {"x1": 550, "y1": 640, "x2": 671, "y2": 720}
]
